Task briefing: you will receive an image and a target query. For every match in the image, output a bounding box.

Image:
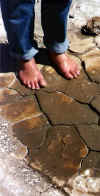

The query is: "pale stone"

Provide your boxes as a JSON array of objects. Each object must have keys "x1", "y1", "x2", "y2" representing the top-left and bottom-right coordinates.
[
  {"x1": 0, "y1": 8, "x2": 7, "y2": 39},
  {"x1": 67, "y1": 166, "x2": 100, "y2": 194},
  {"x1": 95, "y1": 35, "x2": 100, "y2": 48},
  {"x1": 37, "y1": 63, "x2": 44, "y2": 70},
  {"x1": 69, "y1": 0, "x2": 100, "y2": 30},
  {"x1": 0, "y1": 73, "x2": 16, "y2": 88},
  {"x1": 0, "y1": 88, "x2": 19, "y2": 105},
  {"x1": 11, "y1": 140, "x2": 28, "y2": 160},
  {"x1": 86, "y1": 17, "x2": 100, "y2": 35},
  {"x1": 64, "y1": 188, "x2": 94, "y2": 196},
  {"x1": 68, "y1": 31, "x2": 95, "y2": 54},
  {"x1": 81, "y1": 48, "x2": 100, "y2": 82},
  {"x1": 41, "y1": 189, "x2": 66, "y2": 196},
  {"x1": 0, "y1": 97, "x2": 41, "y2": 123}
]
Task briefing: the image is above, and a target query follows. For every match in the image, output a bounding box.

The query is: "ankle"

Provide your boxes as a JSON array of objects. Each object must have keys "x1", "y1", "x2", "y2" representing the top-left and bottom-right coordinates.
[
  {"x1": 19, "y1": 58, "x2": 37, "y2": 71},
  {"x1": 49, "y1": 51, "x2": 66, "y2": 57},
  {"x1": 21, "y1": 57, "x2": 35, "y2": 64}
]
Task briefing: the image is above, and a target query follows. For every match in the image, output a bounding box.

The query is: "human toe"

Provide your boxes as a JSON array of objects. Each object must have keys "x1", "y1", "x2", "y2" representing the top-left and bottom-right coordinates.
[
  {"x1": 30, "y1": 81, "x2": 35, "y2": 89},
  {"x1": 65, "y1": 71, "x2": 74, "y2": 79},
  {"x1": 27, "y1": 81, "x2": 32, "y2": 89},
  {"x1": 39, "y1": 76, "x2": 47, "y2": 87},
  {"x1": 77, "y1": 70, "x2": 80, "y2": 75},
  {"x1": 71, "y1": 70, "x2": 79, "y2": 78},
  {"x1": 34, "y1": 81, "x2": 40, "y2": 89},
  {"x1": 71, "y1": 66, "x2": 80, "y2": 78}
]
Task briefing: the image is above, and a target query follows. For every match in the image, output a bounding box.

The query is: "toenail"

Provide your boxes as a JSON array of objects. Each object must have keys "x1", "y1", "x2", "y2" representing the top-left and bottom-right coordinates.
[
  {"x1": 77, "y1": 71, "x2": 80, "y2": 75},
  {"x1": 36, "y1": 87, "x2": 40, "y2": 90},
  {"x1": 28, "y1": 84, "x2": 31, "y2": 88}
]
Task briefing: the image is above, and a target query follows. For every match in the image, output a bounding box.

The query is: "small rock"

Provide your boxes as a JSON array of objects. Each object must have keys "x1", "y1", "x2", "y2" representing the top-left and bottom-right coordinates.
[{"x1": 82, "y1": 17, "x2": 100, "y2": 36}]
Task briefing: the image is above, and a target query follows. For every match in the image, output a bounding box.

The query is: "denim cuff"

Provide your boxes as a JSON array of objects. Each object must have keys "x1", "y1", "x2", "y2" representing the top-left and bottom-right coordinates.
[
  {"x1": 9, "y1": 47, "x2": 39, "y2": 60},
  {"x1": 44, "y1": 39, "x2": 69, "y2": 54}
]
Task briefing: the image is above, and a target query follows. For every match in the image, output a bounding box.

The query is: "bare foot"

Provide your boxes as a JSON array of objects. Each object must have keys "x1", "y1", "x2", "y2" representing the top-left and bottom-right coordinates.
[
  {"x1": 18, "y1": 58, "x2": 47, "y2": 89},
  {"x1": 49, "y1": 52, "x2": 80, "y2": 79}
]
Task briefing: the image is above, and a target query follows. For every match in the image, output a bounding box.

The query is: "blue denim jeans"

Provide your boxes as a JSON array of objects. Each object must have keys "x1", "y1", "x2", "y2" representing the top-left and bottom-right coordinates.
[{"x1": 1, "y1": 0, "x2": 72, "y2": 60}]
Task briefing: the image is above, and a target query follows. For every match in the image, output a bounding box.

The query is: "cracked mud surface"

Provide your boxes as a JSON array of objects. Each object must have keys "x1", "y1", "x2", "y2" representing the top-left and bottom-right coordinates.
[{"x1": 1, "y1": 3, "x2": 100, "y2": 196}]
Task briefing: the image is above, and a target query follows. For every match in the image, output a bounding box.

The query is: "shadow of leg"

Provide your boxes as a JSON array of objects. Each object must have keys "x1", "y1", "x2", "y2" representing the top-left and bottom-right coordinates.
[
  {"x1": 35, "y1": 48, "x2": 51, "y2": 65},
  {"x1": 0, "y1": 43, "x2": 18, "y2": 73}
]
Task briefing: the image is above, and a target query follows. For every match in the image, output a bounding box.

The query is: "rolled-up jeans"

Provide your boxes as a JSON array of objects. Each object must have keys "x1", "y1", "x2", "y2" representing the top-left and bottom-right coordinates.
[{"x1": 1, "y1": 0, "x2": 72, "y2": 60}]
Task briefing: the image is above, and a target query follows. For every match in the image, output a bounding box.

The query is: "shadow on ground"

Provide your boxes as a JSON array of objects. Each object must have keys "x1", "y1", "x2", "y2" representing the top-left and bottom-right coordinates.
[
  {"x1": 0, "y1": 43, "x2": 51, "y2": 74},
  {"x1": 0, "y1": 43, "x2": 17, "y2": 73}
]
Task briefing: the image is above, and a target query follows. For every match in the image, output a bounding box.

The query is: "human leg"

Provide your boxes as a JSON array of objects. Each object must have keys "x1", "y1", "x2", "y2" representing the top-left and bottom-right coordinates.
[
  {"x1": 41, "y1": 0, "x2": 80, "y2": 79},
  {"x1": 1, "y1": 0, "x2": 46, "y2": 89},
  {"x1": 1, "y1": 0, "x2": 38, "y2": 59}
]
